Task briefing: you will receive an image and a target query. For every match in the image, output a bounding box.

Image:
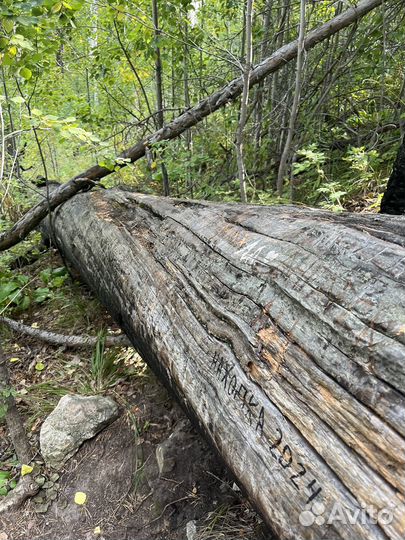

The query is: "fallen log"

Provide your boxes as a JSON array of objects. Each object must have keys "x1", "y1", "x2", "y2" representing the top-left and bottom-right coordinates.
[{"x1": 42, "y1": 189, "x2": 405, "y2": 540}]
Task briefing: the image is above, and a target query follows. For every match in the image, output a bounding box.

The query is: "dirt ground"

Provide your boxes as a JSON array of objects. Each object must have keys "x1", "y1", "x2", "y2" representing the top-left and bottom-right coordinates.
[{"x1": 0, "y1": 249, "x2": 271, "y2": 540}]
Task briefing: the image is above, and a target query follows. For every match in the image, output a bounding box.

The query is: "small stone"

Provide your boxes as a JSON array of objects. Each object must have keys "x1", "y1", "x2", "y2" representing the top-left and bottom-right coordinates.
[
  {"x1": 186, "y1": 520, "x2": 197, "y2": 540},
  {"x1": 34, "y1": 502, "x2": 50, "y2": 513},
  {"x1": 48, "y1": 489, "x2": 58, "y2": 501},
  {"x1": 35, "y1": 476, "x2": 46, "y2": 486},
  {"x1": 40, "y1": 394, "x2": 119, "y2": 469},
  {"x1": 42, "y1": 481, "x2": 54, "y2": 489}
]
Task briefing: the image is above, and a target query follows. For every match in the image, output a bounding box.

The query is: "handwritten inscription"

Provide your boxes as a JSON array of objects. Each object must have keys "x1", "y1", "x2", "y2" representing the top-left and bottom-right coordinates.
[
  {"x1": 238, "y1": 239, "x2": 279, "y2": 265},
  {"x1": 210, "y1": 351, "x2": 322, "y2": 504}
]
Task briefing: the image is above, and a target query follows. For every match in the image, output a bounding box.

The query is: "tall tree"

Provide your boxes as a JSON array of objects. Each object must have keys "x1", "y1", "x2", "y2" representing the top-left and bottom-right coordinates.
[
  {"x1": 235, "y1": 0, "x2": 254, "y2": 203},
  {"x1": 152, "y1": 0, "x2": 170, "y2": 196},
  {"x1": 276, "y1": 0, "x2": 306, "y2": 196}
]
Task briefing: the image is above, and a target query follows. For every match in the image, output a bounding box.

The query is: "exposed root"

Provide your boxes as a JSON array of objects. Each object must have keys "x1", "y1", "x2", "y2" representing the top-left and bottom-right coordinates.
[{"x1": 0, "y1": 476, "x2": 39, "y2": 514}]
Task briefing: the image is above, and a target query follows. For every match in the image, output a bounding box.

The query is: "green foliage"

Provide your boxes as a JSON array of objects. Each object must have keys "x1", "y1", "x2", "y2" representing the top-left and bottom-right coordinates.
[
  {"x1": 0, "y1": 470, "x2": 17, "y2": 497},
  {"x1": 90, "y1": 332, "x2": 121, "y2": 391},
  {"x1": 0, "y1": 266, "x2": 69, "y2": 314},
  {"x1": 0, "y1": 0, "x2": 402, "y2": 211}
]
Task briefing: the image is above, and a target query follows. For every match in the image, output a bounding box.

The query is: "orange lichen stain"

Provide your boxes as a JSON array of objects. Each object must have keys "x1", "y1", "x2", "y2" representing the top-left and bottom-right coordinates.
[
  {"x1": 396, "y1": 491, "x2": 405, "y2": 503},
  {"x1": 318, "y1": 385, "x2": 336, "y2": 405},
  {"x1": 219, "y1": 223, "x2": 250, "y2": 249},
  {"x1": 257, "y1": 327, "x2": 288, "y2": 356},
  {"x1": 257, "y1": 326, "x2": 277, "y2": 343},
  {"x1": 259, "y1": 349, "x2": 279, "y2": 375}
]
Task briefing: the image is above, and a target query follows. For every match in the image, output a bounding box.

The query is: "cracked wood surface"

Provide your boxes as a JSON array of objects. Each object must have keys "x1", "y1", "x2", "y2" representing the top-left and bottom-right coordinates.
[{"x1": 43, "y1": 189, "x2": 405, "y2": 540}]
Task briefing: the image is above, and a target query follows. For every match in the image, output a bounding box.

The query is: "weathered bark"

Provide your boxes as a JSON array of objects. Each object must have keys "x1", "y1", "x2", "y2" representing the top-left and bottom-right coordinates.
[
  {"x1": 43, "y1": 188, "x2": 405, "y2": 540},
  {"x1": 0, "y1": 0, "x2": 385, "y2": 251}
]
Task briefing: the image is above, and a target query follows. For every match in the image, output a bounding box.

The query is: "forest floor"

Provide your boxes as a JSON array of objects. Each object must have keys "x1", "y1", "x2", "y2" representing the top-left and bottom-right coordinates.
[{"x1": 0, "y1": 248, "x2": 270, "y2": 540}]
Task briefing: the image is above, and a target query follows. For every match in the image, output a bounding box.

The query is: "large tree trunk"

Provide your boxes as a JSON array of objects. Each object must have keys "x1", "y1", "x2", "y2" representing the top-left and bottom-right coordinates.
[{"x1": 43, "y1": 189, "x2": 405, "y2": 540}]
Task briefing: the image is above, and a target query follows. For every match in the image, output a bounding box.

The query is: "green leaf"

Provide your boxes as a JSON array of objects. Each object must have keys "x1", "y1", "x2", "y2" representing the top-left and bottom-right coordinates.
[
  {"x1": 7, "y1": 45, "x2": 17, "y2": 57},
  {"x1": 3, "y1": 19, "x2": 14, "y2": 34},
  {"x1": 20, "y1": 67, "x2": 32, "y2": 80},
  {"x1": 10, "y1": 96, "x2": 25, "y2": 104},
  {"x1": 52, "y1": 267, "x2": 68, "y2": 277},
  {"x1": 0, "y1": 471, "x2": 10, "y2": 483},
  {"x1": 51, "y1": 2, "x2": 63, "y2": 13},
  {"x1": 0, "y1": 282, "x2": 19, "y2": 303},
  {"x1": 19, "y1": 295, "x2": 31, "y2": 310},
  {"x1": 34, "y1": 287, "x2": 51, "y2": 303}
]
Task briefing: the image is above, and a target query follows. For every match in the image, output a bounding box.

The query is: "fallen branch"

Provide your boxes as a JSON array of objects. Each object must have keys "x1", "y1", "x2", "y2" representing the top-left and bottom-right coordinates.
[
  {"x1": 0, "y1": 338, "x2": 32, "y2": 464},
  {"x1": 0, "y1": 316, "x2": 131, "y2": 348},
  {"x1": 0, "y1": 0, "x2": 385, "y2": 251},
  {"x1": 0, "y1": 475, "x2": 39, "y2": 514}
]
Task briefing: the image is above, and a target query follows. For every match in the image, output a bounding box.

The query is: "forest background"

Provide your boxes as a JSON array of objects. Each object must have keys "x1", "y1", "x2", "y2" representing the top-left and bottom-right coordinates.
[{"x1": 0, "y1": 0, "x2": 404, "y2": 222}]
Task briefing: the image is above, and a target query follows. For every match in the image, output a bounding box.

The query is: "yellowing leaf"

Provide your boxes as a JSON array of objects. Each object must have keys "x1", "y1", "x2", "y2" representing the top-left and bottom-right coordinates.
[
  {"x1": 51, "y1": 2, "x2": 63, "y2": 13},
  {"x1": 35, "y1": 362, "x2": 45, "y2": 371},
  {"x1": 93, "y1": 526, "x2": 101, "y2": 535},
  {"x1": 31, "y1": 322, "x2": 40, "y2": 328},
  {"x1": 21, "y1": 464, "x2": 33, "y2": 476},
  {"x1": 74, "y1": 491, "x2": 87, "y2": 505},
  {"x1": 151, "y1": 161, "x2": 157, "y2": 170},
  {"x1": 20, "y1": 67, "x2": 32, "y2": 80},
  {"x1": 7, "y1": 46, "x2": 17, "y2": 57},
  {"x1": 9, "y1": 357, "x2": 19, "y2": 363}
]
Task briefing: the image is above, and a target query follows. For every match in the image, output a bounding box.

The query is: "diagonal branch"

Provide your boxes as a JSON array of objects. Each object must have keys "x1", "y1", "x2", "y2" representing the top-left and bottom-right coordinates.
[
  {"x1": 0, "y1": 316, "x2": 131, "y2": 348},
  {"x1": 0, "y1": 0, "x2": 385, "y2": 252}
]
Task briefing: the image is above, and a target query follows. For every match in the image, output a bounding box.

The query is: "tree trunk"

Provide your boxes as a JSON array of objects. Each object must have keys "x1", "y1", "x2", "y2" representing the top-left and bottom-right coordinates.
[
  {"x1": 276, "y1": 0, "x2": 306, "y2": 196},
  {"x1": 235, "y1": 0, "x2": 254, "y2": 203},
  {"x1": 152, "y1": 0, "x2": 170, "y2": 197},
  {"x1": 42, "y1": 188, "x2": 405, "y2": 540},
  {"x1": 0, "y1": 339, "x2": 32, "y2": 465},
  {"x1": 380, "y1": 135, "x2": 405, "y2": 214}
]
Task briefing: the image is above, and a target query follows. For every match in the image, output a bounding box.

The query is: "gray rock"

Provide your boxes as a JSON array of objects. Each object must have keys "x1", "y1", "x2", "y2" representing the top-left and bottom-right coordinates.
[
  {"x1": 40, "y1": 394, "x2": 119, "y2": 469},
  {"x1": 186, "y1": 520, "x2": 197, "y2": 540}
]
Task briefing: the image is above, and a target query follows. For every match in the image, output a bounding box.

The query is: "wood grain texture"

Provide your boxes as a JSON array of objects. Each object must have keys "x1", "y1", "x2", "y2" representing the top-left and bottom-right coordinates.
[{"x1": 43, "y1": 189, "x2": 405, "y2": 540}]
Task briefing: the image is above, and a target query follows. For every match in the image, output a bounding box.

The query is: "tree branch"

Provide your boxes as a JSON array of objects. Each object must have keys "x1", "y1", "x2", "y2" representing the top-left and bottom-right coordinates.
[{"x1": 0, "y1": 316, "x2": 131, "y2": 348}]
